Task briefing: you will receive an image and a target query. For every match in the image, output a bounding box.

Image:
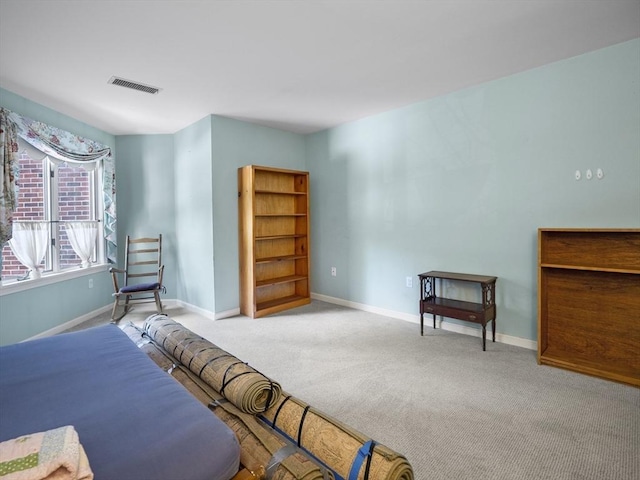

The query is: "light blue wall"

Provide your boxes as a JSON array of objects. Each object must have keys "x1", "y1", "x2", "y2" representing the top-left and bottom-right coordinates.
[
  {"x1": 0, "y1": 273, "x2": 113, "y2": 345},
  {"x1": 173, "y1": 116, "x2": 216, "y2": 311},
  {"x1": 0, "y1": 88, "x2": 116, "y2": 345},
  {"x1": 3, "y1": 39, "x2": 638, "y2": 345},
  {"x1": 111, "y1": 116, "x2": 306, "y2": 315},
  {"x1": 0, "y1": 89, "x2": 114, "y2": 148},
  {"x1": 306, "y1": 40, "x2": 640, "y2": 341},
  {"x1": 210, "y1": 116, "x2": 306, "y2": 312},
  {"x1": 114, "y1": 135, "x2": 177, "y2": 296}
]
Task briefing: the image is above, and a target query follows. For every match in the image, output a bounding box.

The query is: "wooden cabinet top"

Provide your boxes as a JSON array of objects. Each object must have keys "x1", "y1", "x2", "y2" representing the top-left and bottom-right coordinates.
[
  {"x1": 242, "y1": 165, "x2": 309, "y2": 175},
  {"x1": 538, "y1": 228, "x2": 640, "y2": 233},
  {"x1": 538, "y1": 229, "x2": 640, "y2": 273}
]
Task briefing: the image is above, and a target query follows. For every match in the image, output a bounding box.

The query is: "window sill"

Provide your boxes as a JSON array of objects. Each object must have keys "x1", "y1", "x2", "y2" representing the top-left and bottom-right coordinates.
[{"x1": 0, "y1": 264, "x2": 110, "y2": 296}]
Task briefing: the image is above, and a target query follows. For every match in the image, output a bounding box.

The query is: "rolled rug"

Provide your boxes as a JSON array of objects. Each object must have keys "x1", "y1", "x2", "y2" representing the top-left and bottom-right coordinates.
[
  {"x1": 137, "y1": 317, "x2": 414, "y2": 479},
  {"x1": 262, "y1": 395, "x2": 414, "y2": 480},
  {"x1": 143, "y1": 314, "x2": 282, "y2": 415},
  {"x1": 173, "y1": 368, "x2": 334, "y2": 480},
  {"x1": 121, "y1": 322, "x2": 332, "y2": 480}
]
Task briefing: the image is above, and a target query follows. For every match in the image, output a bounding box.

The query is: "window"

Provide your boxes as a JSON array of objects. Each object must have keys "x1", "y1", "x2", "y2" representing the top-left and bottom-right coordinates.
[{"x1": 1, "y1": 142, "x2": 104, "y2": 282}]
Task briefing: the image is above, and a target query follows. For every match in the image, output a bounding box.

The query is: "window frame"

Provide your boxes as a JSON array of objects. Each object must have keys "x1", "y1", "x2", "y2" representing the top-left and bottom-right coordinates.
[{"x1": 1, "y1": 147, "x2": 106, "y2": 285}]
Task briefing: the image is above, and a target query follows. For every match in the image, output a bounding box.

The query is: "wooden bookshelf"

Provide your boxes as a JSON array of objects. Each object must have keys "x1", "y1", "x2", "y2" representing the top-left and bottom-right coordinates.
[
  {"x1": 537, "y1": 228, "x2": 640, "y2": 386},
  {"x1": 238, "y1": 165, "x2": 311, "y2": 318}
]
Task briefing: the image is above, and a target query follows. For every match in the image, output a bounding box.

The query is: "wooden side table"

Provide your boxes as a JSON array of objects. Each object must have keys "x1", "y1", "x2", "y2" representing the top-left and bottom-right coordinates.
[{"x1": 418, "y1": 271, "x2": 497, "y2": 351}]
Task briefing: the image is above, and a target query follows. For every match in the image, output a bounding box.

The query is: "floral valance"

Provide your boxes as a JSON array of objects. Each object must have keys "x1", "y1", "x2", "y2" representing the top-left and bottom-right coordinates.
[
  {"x1": 9, "y1": 112, "x2": 111, "y2": 163},
  {"x1": 2, "y1": 108, "x2": 117, "y2": 264}
]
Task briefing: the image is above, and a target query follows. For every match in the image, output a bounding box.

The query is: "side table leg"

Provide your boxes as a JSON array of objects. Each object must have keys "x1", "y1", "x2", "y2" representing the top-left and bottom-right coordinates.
[
  {"x1": 492, "y1": 318, "x2": 496, "y2": 343},
  {"x1": 433, "y1": 314, "x2": 436, "y2": 329},
  {"x1": 482, "y1": 323, "x2": 486, "y2": 351},
  {"x1": 420, "y1": 313, "x2": 423, "y2": 336}
]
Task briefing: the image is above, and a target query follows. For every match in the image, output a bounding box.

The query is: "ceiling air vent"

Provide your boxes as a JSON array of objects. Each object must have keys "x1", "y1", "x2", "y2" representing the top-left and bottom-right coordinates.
[{"x1": 108, "y1": 76, "x2": 161, "y2": 95}]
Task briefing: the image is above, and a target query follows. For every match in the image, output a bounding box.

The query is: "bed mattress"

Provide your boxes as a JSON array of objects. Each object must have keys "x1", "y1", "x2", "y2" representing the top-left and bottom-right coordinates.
[{"x1": 0, "y1": 324, "x2": 240, "y2": 480}]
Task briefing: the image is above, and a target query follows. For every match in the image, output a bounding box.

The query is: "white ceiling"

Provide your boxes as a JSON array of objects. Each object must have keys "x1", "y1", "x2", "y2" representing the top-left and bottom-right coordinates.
[{"x1": 1, "y1": 0, "x2": 639, "y2": 136}]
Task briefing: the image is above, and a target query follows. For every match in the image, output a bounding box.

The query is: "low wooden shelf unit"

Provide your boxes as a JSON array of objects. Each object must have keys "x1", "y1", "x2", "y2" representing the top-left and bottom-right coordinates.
[{"x1": 538, "y1": 228, "x2": 640, "y2": 386}]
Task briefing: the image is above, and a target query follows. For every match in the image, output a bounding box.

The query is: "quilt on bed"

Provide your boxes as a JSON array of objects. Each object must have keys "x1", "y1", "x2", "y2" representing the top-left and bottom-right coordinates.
[{"x1": 0, "y1": 324, "x2": 240, "y2": 480}]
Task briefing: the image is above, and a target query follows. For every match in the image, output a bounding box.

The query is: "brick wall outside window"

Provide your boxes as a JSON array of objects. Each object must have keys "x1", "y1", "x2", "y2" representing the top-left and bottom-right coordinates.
[
  {"x1": 57, "y1": 163, "x2": 92, "y2": 270},
  {"x1": 1, "y1": 152, "x2": 93, "y2": 281}
]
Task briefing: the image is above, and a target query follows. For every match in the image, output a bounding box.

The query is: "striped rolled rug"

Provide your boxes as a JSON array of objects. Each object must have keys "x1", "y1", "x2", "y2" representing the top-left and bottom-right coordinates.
[
  {"x1": 138, "y1": 315, "x2": 414, "y2": 480},
  {"x1": 143, "y1": 314, "x2": 282, "y2": 415},
  {"x1": 261, "y1": 395, "x2": 414, "y2": 480},
  {"x1": 122, "y1": 322, "x2": 332, "y2": 480}
]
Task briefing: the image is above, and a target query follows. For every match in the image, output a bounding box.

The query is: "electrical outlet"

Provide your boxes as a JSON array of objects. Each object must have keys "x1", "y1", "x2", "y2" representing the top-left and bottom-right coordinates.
[
  {"x1": 88, "y1": 278, "x2": 93, "y2": 289},
  {"x1": 406, "y1": 276, "x2": 412, "y2": 288},
  {"x1": 331, "y1": 267, "x2": 337, "y2": 277}
]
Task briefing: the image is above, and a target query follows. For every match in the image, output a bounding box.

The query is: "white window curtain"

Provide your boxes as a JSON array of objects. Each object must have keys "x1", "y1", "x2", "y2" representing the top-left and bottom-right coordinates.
[
  {"x1": 65, "y1": 221, "x2": 98, "y2": 268},
  {"x1": 8, "y1": 222, "x2": 49, "y2": 279}
]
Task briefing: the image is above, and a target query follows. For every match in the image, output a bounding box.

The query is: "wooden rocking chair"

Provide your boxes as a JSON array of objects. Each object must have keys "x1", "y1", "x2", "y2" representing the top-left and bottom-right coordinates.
[{"x1": 110, "y1": 235, "x2": 165, "y2": 322}]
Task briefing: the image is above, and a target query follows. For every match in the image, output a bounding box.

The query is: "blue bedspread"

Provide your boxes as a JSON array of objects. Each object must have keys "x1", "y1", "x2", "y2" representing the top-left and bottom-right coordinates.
[{"x1": 0, "y1": 324, "x2": 240, "y2": 480}]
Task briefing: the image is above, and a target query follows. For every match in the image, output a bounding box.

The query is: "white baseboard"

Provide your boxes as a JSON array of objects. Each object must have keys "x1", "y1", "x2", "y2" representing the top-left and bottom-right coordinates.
[
  {"x1": 28, "y1": 295, "x2": 535, "y2": 351},
  {"x1": 311, "y1": 293, "x2": 417, "y2": 322},
  {"x1": 26, "y1": 299, "x2": 239, "y2": 342},
  {"x1": 172, "y1": 299, "x2": 240, "y2": 321},
  {"x1": 311, "y1": 292, "x2": 537, "y2": 351},
  {"x1": 26, "y1": 304, "x2": 112, "y2": 342},
  {"x1": 213, "y1": 307, "x2": 241, "y2": 320}
]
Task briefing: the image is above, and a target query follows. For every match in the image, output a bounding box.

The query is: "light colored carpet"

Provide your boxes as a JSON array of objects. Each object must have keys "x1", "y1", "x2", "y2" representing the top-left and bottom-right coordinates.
[{"x1": 73, "y1": 300, "x2": 640, "y2": 480}]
